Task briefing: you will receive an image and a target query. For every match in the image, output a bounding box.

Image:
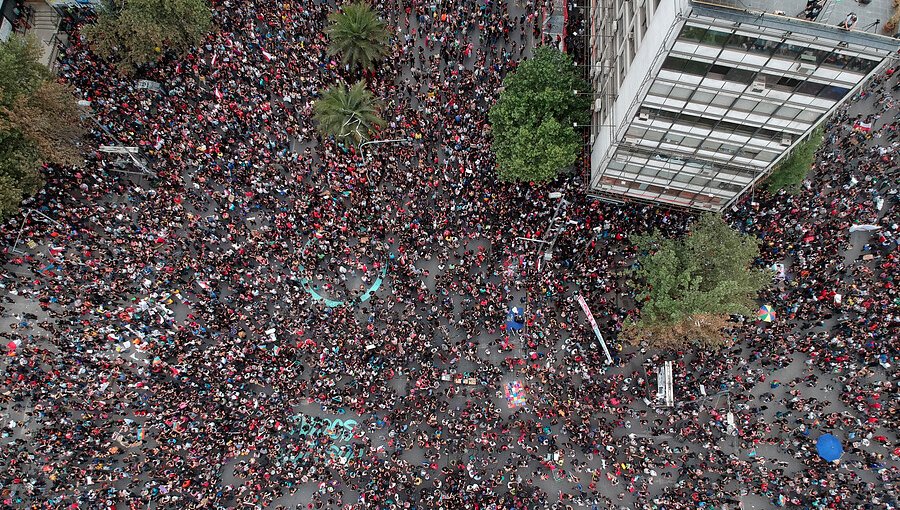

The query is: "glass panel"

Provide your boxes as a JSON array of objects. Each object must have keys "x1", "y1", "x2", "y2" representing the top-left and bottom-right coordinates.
[
  {"x1": 725, "y1": 34, "x2": 755, "y2": 52},
  {"x1": 749, "y1": 37, "x2": 780, "y2": 56},
  {"x1": 773, "y1": 43, "x2": 804, "y2": 61},
  {"x1": 691, "y1": 90, "x2": 715, "y2": 104},
  {"x1": 683, "y1": 59, "x2": 712, "y2": 75},
  {"x1": 767, "y1": 75, "x2": 802, "y2": 93},
  {"x1": 679, "y1": 25, "x2": 707, "y2": 42},
  {"x1": 822, "y1": 51, "x2": 850, "y2": 69},
  {"x1": 626, "y1": 126, "x2": 647, "y2": 138},
  {"x1": 796, "y1": 110, "x2": 820, "y2": 123},
  {"x1": 682, "y1": 137, "x2": 702, "y2": 148},
  {"x1": 818, "y1": 85, "x2": 850, "y2": 101},
  {"x1": 733, "y1": 98, "x2": 757, "y2": 111},
  {"x1": 649, "y1": 82, "x2": 674, "y2": 97},
  {"x1": 846, "y1": 56, "x2": 879, "y2": 74},
  {"x1": 796, "y1": 80, "x2": 825, "y2": 96},
  {"x1": 644, "y1": 130, "x2": 665, "y2": 142},
  {"x1": 725, "y1": 67, "x2": 756, "y2": 84},
  {"x1": 775, "y1": 106, "x2": 802, "y2": 119},
  {"x1": 700, "y1": 28, "x2": 732, "y2": 47},
  {"x1": 752, "y1": 102, "x2": 778, "y2": 115},
  {"x1": 708, "y1": 64, "x2": 730, "y2": 79},
  {"x1": 717, "y1": 181, "x2": 744, "y2": 192},
  {"x1": 661, "y1": 56, "x2": 686, "y2": 72},
  {"x1": 690, "y1": 176, "x2": 711, "y2": 186},
  {"x1": 669, "y1": 87, "x2": 693, "y2": 100},
  {"x1": 711, "y1": 94, "x2": 734, "y2": 107}
]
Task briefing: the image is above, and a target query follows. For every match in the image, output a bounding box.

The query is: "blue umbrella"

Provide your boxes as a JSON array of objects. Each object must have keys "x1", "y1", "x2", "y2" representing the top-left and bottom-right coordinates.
[
  {"x1": 506, "y1": 307, "x2": 525, "y2": 332},
  {"x1": 816, "y1": 434, "x2": 843, "y2": 462}
]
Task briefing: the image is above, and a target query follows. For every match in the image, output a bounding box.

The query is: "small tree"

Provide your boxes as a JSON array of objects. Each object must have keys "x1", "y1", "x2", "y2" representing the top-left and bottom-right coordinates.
[
  {"x1": 765, "y1": 127, "x2": 823, "y2": 193},
  {"x1": 488, "y1": 46, "x2": 589, "y2": 183},
  {"x1": 624, "y1": 214, "x2": 770, "y2": 349},
  {"x1": 313, "y1": 80, "x2": 384, "y2": 144},
  {"x1": 0, "y1": 35, "x2": 84, "y2": 220},
  {"x1": 84, "y1": 0, "x2": 212, "y2": 75},
  {"x1": 326, "y1": 1, "x2": 390, "y2": 71}
]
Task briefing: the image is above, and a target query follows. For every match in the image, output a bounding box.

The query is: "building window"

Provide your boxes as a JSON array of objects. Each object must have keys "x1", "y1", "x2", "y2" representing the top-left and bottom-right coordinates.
[
  {"x1": 733, "y1": 98, "x2": 758, "y2": 112},
  {"x1": 679, "y1": 25, "x2": 707, "y2": 43},
  {"x1": 701, "y1": 140, "x2": 721, "y2": 151},
  {"x1": 749, "y1": 37, "x2": 781, "y2": 56},
  {"x1": 764, "y1": 74, "x2": 802, "y2": 93},
  {"x1": 710, "y1": 94, "x2": 735, "y2": 107},
  {"x1": 669, "y1": 87, "x2": 694, "y2": 101},
  {"x1": 817, "y1": 85, "x2": 850, "y2": 101},
  {"x1": 751, "y1": 102, "x2": 779, "y2": 115},
  {"x1": 699, "y1": 28, "x2": 732, "y2": 47},
  {"x1": 649, "y1": 82, "x2": 674, "y2": 98},
  {"x1": 773, "y1": 43, "x2": 805, "y2": 61},
  {"x1": 724, "y1": 34, "x2": 758, "y2": 52},
  {"x1": 775, "y1": 105, "x2": 802, "y2": 120},
  {"x1": 661, "y1": 55, "x2": 711, "y2": 76},
  {"x1": 795, "y1": 110, "x2": 821, "y2": 123},
  {"x1": 846, "y1": 56, "x2": 879, "y2": 74},
  {"x1": 691, "y1": 90, "x2": 715, "y2": 104},
  {"x1": 795, "y1": 80, "x2": 825, "y2": 96},
  {"x1": 725, "y1": 67, "x2": 756, "y2": 84}
]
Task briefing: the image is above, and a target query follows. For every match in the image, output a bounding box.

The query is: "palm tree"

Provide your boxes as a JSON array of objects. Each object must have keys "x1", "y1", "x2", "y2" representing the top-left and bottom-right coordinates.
[
  {"x1": 325, "y1": 1, "x2": 390, "y2": 71},
  {"x1": 313, "y1": 80, "x2": 385, "y2": 144}
]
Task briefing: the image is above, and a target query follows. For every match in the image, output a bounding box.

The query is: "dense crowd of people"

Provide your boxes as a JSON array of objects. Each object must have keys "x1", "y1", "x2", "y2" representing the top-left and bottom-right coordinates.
[{"x1": 0, "y1": 0, "x2": 897, "y2": 508}]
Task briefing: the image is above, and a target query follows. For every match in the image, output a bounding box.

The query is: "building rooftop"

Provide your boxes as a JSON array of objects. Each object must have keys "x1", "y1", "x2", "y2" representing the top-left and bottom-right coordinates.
[{"x1": 694, "y1": 0, "x2": 899, "y2": 39}]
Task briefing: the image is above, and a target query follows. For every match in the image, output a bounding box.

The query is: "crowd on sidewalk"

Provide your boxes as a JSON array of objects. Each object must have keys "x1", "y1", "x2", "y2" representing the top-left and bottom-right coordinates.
[{"x1": 0, "y1": 0, "x2": 897, "y2": 509}]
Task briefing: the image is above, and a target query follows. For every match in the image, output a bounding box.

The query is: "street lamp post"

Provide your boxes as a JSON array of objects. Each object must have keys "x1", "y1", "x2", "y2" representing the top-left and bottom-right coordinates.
[
  {"x1": 357, "y1": 138, "x2": 414, "y2": 162},
  {"x1": 79, "y1": 100, "x2": 156, "y2": 178},
  {"x1": 9, "y1": 209, "x2": 64, "y2": 254}
]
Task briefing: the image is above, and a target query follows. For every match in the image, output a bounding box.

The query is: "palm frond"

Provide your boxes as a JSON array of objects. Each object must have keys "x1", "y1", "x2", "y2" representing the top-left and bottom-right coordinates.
[{"x1": 313, "y1": 80, "x2": 384, "y2": 144}]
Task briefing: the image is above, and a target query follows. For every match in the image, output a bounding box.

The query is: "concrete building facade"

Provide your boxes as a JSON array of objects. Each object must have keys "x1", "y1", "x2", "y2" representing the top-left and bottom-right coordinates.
[{"x1": 588, "y1": 0, "x2": 899, "y2": 210}]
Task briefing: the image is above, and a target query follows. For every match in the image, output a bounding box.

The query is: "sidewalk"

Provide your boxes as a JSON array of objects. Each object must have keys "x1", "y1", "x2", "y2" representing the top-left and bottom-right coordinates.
[
  {"x1": 21, "y1": 0, "x2": 63, "y2": 67},
  {"x1": 542, "y1": 0, "x2": 566, "y2": 50}
]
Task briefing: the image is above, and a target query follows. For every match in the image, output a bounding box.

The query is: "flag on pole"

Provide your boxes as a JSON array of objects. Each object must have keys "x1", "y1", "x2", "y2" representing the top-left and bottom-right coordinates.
[
  {"x1": 262, "y1": 49, "x2": 276, "y2": 61},
  {"x1": 210, "y1": 53, "x2": 217, "y2": 67},
  {"x1": 136, "y1": 426, "x2": 144, "y2": 441},
  {"x1": 215, "y1": 87, "x2": 223, "y2": 101}
]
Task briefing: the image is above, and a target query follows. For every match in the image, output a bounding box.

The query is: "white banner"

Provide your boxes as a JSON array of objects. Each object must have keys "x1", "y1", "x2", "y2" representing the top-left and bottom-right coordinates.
[{"x1": 575, "y1": 295, "x2": 613, "y2": 365}]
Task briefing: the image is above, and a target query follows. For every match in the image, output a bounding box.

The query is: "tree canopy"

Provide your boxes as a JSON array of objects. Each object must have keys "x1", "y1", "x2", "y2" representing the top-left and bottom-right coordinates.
[
  {"x1": 0, "y1": 36, "x2": 84, "y2": 221},
  {"x1": 765, "y1": 127, "x2": 823, "y2": 193},
  {"x1": 325, "y1": 1, "x2": 390, "y2": 71},
  {"x1": 488, "y1": 46, "x2": 589, "y2": 183},
  {"x1": 313, "y1": 80, "x2": 384, "y2": 144},
  {"x1": 624, "y1": 214, "x2": 770, "y2": 349},
  {"x1": 83, "y1": 0, "x2": 212, "y2": 75}
]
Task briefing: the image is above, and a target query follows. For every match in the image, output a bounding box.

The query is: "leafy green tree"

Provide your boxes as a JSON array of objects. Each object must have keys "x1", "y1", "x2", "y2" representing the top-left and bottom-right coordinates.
[
  {"x1": 488, "y1": 46, "x2": 589, "y2": 183},
  {"x1": 0, "y1": 35, "x2": 84, "y2": 221},
  {"x1": 0, "y1": 35, "x2": 48, "y2": 104},
  {"x1": 493, "y1": 117, "x2": 580, "y2": 182},
  {"x1": 325, "y1": 1, "x2": 390, "y2": 71},
  {"x1": 83, "y1": 0, "x2": 212, "y2": 75},
  {"x1": 765, "y1": 127, "x2": 824, "y2": 193},
  {"x1": 313, "y1": 80, "x2": 384, "y2": 144},
  {"x1": 624, "y1": 214, "x2": 770, "y2": 349}
]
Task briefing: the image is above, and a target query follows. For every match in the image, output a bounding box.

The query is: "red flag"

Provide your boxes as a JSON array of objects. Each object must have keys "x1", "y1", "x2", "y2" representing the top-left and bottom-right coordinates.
[{"x1": 215, "y1": 87, "x2": 223, "y2": 101}]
